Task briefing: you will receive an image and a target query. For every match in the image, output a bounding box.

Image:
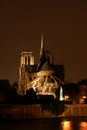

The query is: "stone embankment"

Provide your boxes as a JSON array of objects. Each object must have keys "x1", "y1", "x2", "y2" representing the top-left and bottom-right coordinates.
[{"x1": 0, "y1": 104, "x2": 87, "y2": 120}]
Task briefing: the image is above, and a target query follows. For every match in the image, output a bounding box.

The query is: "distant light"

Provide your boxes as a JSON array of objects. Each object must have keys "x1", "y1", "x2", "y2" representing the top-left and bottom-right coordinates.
[
  {"x1": 64, "y1": 95, "x2": 70, "y2": 100},
  {"x1": 79, "y1": 98, "x2": 84, "y2": 104},
  {"x1": 33, "y1": 87, "x2": 37, "y2": 91},
  {"x1": 82, "y1": 96, "x2": 86, "y2": 99}
]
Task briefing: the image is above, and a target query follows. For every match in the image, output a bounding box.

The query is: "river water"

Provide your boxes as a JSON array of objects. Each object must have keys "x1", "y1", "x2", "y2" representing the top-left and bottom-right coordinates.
[{"x1": 0, "y1": 117, "x2": 87, "y2": 130}]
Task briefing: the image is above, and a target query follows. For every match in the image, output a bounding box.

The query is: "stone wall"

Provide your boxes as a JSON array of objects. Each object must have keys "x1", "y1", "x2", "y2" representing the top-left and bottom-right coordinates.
[
  {"x1": 62, "y1": 104, "x2": 87, "y2": 117},
  {"x1": 0, "y1": 104, "x2": 87, "y2": 120}
]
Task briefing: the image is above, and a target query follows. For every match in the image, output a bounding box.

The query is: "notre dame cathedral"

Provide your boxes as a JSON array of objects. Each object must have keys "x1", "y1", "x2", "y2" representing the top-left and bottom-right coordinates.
[{"x1": 18, "y1": 36, "x2": 64, "y2": 98}]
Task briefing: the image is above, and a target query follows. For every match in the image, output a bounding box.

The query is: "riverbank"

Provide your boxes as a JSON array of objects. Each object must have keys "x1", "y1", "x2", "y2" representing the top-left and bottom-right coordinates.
[{"x1": 0, "y1": 104, "x2": 87, "y2": 121}]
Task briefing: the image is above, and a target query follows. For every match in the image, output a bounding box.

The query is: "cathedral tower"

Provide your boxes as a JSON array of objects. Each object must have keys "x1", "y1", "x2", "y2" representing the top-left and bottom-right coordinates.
[{"x1": 18, "y1": 51, "x2": 35, "y2": 95}]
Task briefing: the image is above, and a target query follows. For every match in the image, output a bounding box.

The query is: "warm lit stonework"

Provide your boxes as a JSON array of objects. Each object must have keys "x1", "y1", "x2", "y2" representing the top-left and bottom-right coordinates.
[{"x1": 18, "y1": 36, "x2": 64, "y2": 97}]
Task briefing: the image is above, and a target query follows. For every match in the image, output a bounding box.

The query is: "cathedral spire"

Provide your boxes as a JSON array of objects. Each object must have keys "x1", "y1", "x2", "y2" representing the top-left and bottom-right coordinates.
[{"x1": 40, "y1": 34, "x2": 44, "y2": 56}]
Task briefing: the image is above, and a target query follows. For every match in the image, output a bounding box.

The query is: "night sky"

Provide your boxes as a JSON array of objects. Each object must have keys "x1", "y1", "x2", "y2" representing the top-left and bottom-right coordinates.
[{"x1": 0, "y1": 0, "x2": 87, "y2": 84}]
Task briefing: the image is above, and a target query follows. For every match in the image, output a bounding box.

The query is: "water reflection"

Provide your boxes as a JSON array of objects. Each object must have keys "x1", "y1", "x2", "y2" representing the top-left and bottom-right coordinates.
[
  {"x1": 0, "y1": 118, "x2": 87, "y2": 130},
  {"x1": 61, "y1": 120, "x2": 72, "y2": 130},
  {"x1": 79, "y1": 122, "x2": 87, "y2": 130}
]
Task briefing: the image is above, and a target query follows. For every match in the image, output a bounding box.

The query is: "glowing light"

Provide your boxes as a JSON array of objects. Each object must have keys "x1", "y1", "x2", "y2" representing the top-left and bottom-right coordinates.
[
  {"x1": 33, "y1": 87, "x2": 37, "y2": 91},
  {"x1": 61, "y1": 121, "x2": 72, "y2": 130},
  {"x1": 64, "y1": 95, "x2": 70, "y2": 100},
  {"x1": 59, "y1": 86, "x2": 63, "y2": 101},
  {"x1": 82, "y1": 96, "x2": 86, "y2": 99},
  {"x1": 79, "y1": 98, "x2": 84, "y2": 104},
  {"x1": 79, "y1": 122, "x2": 87, "y2": 130}
]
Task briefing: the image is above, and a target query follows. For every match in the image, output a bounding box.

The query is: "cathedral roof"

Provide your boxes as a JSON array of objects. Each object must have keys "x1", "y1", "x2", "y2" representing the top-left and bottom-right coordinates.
[{"x1": 39, "y1": 62, "x2": 54, "y2": 72}]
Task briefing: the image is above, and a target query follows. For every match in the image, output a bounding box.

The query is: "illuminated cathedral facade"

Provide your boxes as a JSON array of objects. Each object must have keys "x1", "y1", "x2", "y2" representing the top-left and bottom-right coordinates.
[{"x1": 18, "y1": 36, "x2": 64, "y2": 98}]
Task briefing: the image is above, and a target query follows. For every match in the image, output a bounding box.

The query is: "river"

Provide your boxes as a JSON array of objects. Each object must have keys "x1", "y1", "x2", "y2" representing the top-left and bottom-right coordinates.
[{"x1": 0, "y1": 117, "x2": 87, "y2": 130}]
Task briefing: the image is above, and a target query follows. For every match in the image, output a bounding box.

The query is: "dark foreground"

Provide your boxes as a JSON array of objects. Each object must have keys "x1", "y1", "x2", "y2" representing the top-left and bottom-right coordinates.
[{"x1": 0, "y1": 117, "x2": 87, "y2": 130}]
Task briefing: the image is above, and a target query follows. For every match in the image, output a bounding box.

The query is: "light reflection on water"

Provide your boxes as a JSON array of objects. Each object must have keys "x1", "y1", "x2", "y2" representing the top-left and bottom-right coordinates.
[
  {"x1": 0, "y1": 118, "x2": 87, "y2": 130},
  {"x1": 60, "y1": 118, "x2": 87, "y2": 130},
  {"x1": 79, "y1": 122, "x2": 87, "y2": 130},
  {"x1": 61, "y1": 121, "x2": 73, "y2": 130}
]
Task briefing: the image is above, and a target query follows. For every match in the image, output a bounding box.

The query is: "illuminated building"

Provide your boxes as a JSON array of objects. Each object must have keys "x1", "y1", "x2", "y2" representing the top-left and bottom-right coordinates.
[
  {"x1": 18, "y1": 36, "x2": 64, "y2": 97},
  {"x1": 18, "y1": 51, "x2": 36, "y2": 95}
]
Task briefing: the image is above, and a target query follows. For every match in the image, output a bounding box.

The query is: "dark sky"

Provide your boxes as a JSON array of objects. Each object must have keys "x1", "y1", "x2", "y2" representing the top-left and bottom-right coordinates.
[{"x1": 0, "y1": 0, "x2": 87, "y2": 84}]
